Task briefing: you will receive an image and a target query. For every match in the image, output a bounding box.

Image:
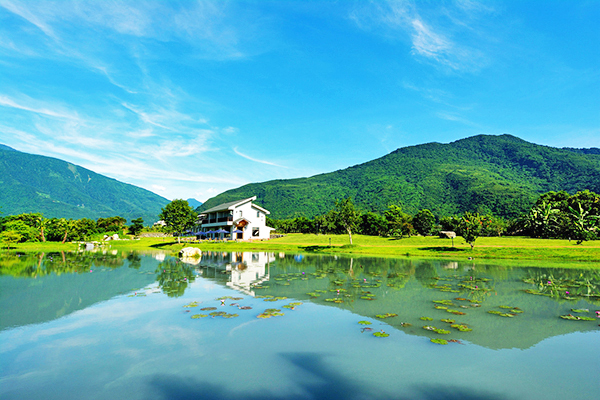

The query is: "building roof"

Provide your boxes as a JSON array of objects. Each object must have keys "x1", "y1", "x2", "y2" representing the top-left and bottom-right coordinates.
[{"x1": 201, "y1": 196, "x2": 270, "y2": 215}]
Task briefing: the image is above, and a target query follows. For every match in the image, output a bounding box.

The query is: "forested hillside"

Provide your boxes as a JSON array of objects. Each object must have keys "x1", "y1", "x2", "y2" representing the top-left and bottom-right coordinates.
[
  {"x1": 0, "y1": 146, "x2": 169, "y2": 222},
  {"x1": 199, "y1": 135, "x2": 600, "y2": 219}
]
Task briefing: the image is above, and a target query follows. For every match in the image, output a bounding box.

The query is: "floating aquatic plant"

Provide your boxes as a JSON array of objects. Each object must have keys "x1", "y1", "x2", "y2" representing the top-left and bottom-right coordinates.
[
  {"x1": 201, "y1": 307, "x2": 217, "y2": 311},
  {"x1": 423, "y1": 325, "x2": 436, "y2": 331},
  {"x1": 191, "y1": 314, "x2": 208, "y2": 319},
  {"x1": 400, "y1": 322, "x2": 412, "y2": 327},
  {"x1": 430, "y1": 338, "x2": 448, "y2": 345},
  {"x1": 358, "y1": 321, "x2": 372, "y2": 325},
  {"x1": 373, "y1": 331, "x2": 389, "y2": 337},
  {"x1": 451, "y1": 324, "x2": 472, "y2": 332},
  {"x1": 420, "y1": 316, "x2": 433, "y2": 321},
  {"x1": 376, "y1": 313, "x2": 398, "y2": 319},
  {"x1": 434, "y1": 328, "x2": 450, "y2": 334},
  {"x1": 441, "y1": 319, "x2": 455, "y2": 323},
  {"x1": 560, "y1": 314, "x2": 595, "y2": 321},
  {"x1": 447, "y1": 310, "x2": 466, "y2": 315},
  {"x1": 183, "y1": 301, "x2": 200, "y2": 308},
  {"x1": 571, "y1": 308, "x2": 590, "y2": 313}
]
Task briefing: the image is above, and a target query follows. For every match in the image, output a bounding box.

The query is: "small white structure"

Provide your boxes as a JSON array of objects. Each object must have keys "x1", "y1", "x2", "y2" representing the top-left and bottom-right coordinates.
[{"x1": 199, "y1": 196, "x2": 274, "y2": 240}]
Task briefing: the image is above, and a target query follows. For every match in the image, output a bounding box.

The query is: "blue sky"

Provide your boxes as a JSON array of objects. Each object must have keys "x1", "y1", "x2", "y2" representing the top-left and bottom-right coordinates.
[{"x1": 1, "y1": 0, "x2": 599, "y2": 202}]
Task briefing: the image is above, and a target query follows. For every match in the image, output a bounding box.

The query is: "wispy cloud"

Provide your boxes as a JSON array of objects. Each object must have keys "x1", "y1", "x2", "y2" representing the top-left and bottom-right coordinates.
[
  {"x1": 233, "y1": 147, "x2": 287, "y2": 168},
  {"x1": 349, "y1": 0, "x2": 490, "y2": 72},
  {"x1": 0, "y1": 94, "x2": 79, "y2": 120}
]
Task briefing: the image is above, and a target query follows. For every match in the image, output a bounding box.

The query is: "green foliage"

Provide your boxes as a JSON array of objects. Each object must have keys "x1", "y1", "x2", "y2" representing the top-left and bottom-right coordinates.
[
  {"x1": 331, "y1": 197, "x2": 361, "y2": 244},
  {"x1": 128, "y1": 218, "x2": 144, "y2": 236},
  {"x1": 359, "y1": 212, "x2": 388, "y2": 236},
  {"x1": 2, "y1": 220, "x2": 38, "y2": 242},
  {"x1": 385, "y1": 205, "x2": 414, "y2": 237},
  {"x1": 520, "y1": 190, "x2": 600, "y2": 242},
  {"x1": 97, "y1": 216, "x2": 126, "y2": 233},
  {"x1": 413, "y1": 209, "x2": 436, "y2": 236},
  {"x1": 0, "y1": 230, "x2": 22, "y2": 248},
  {"x1": 160, "y1": 200, "x2": 197, "y2": 243},
  {"x1": 198, "y1": 134, "x2": 600, "y2": 219},
  {"x1": 458, "y1": 211, "x2": 483, "y2": 250}
]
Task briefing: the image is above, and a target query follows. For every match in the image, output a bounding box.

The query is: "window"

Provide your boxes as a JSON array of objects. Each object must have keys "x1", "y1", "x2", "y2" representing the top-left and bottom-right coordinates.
[
  {"x1": 252, "y1": 228, "x2": 259, "y2": 237},
  {"x1": 257, "y1": 211, "x2": 260, "y2": 218}
]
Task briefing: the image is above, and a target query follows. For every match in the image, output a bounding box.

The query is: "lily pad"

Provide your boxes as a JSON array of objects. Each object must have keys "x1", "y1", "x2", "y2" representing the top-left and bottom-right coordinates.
[
  {"x1": 423, "y1": 325, "x2": 436, "y2": 331},
  {"x1": 183, "y1": 301, "x2": 200, "y2": 308},
  {"x1": 451, "y1": 324, "x2": 472, "y2": 332},
  {"x1": 376, "y1": 313, "x2": 398, "y2": 319},
  {"x1": 430, "y1": 338, "x2": 448, "y2": 345},
  {"x1": 434, "y1": 328, "x2": 451, "y2": 334},
  {"x1": 420, "y1": 316, "x2": 434, "y2": 321},
  {"x1": 560, "y1": 314, "x2": 595, "y2": 321},
  {"x1": 400, "y1": 322, "x2": 412, "y2": 327},
  {"x1": 358, "y1": 321, "x2": 372, "y2": 325},
  {"x1": 571, "y1": 308, "x2": 589, "y2": 313},
  {"x1": 201, "y1": 307, "x2": 217, "y2": 311},
  {"x1": 373, "y1": 331, "x2": 389, "y2": 337},
  {"x1": 191, "y1": 314, "x2": 208, "y2": 319},
  {"x1": 441, "y1": 319, "x2": 455, "y2": 323}
]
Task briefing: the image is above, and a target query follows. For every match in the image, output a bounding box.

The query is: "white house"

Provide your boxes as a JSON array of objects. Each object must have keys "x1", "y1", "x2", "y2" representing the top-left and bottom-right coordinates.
[{"x1": 198, "y1": 196, "x2": 274, "y2": 240}]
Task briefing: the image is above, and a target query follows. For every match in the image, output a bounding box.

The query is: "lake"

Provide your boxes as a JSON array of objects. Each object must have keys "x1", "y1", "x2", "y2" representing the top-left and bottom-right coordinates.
[{"x1": 1, "y1": 250, "x2": 599, "y2": 400}]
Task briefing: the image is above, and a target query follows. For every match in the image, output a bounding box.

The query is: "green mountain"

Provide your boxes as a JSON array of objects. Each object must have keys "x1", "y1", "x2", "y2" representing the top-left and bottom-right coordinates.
[
  {"x1": 0, "y1": 145, "x2": 170, "y2": 222},
  {"x1": 199, "y1": 134, "x2": 600, "y2": 219}
]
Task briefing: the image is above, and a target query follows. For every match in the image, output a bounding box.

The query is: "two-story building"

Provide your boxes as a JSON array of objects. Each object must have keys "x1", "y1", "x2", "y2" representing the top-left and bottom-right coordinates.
[{"x1": 198, "y1": 196, "x2": 274, "y2": 240}]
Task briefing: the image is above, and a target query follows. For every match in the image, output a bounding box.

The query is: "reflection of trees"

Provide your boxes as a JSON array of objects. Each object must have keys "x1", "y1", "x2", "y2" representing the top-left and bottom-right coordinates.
[
  {"x1": 0, "y1": 251, "x2": 127, "y2": 278},
  {"x1": 155, "y1": 259, "x2": 196, "y2": 298},
  {"x1": 126, "y1": 252, "x2": 142, "y2": 270},
  {"x1": 522, "y1": 268, "x2": 600, "y2": 305},
  {"x1": 414, "y1": 262, "x2": 438, "y2": 286}
]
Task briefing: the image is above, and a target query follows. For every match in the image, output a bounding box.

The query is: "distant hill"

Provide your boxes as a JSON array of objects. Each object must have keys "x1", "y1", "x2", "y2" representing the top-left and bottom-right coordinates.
[
  {"x1": 199, "y1": 134, "x2": 600, "y2": 219},
  {"x1": 186, "y1": 198, "x2": 203, "y2": 209},
  {"x1": 0, "y1": 146, "x2": 170, "y2": 222}
]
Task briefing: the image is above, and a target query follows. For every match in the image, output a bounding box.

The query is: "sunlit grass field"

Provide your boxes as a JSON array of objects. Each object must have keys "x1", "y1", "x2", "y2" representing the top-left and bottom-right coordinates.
[{"x1": 12, "y1": 234, "x2": 590, "y2": 266}]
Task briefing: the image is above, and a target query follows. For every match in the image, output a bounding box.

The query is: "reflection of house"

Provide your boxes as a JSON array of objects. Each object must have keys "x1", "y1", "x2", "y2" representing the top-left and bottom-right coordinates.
[
  {"x1": 226, "y1": 252, "x2": 275, "y2": 295},
  {"x1": 199, "y1": 196, "x2": 274, "y2": 240}
]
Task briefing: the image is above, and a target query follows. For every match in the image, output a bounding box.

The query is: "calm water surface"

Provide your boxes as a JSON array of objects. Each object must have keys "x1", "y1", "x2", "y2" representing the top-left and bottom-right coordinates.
[{"x1": 1, "y1": 250, "x2": 599, "y2": 400}]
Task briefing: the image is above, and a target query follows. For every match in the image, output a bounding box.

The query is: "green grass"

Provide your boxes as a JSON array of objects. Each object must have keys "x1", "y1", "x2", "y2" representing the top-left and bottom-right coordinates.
[{"x1": 5, "y1": 234, "x2": 600, "y2": 268}]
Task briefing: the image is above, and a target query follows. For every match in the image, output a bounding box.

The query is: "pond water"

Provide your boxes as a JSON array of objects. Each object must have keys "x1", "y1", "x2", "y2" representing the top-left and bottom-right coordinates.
[{"x1": 1, "y1": 250, "x2": 599, "y2": 400}]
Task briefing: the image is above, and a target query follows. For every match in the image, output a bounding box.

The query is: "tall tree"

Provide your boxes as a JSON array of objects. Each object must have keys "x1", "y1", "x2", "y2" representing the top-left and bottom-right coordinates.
[
  {"x1": 385, "y1": 205, "x2": 413, "y2": 237},
  {"x1": 331, "y1": 197, "x2": 361, "y2": 245},
  {"x1": 458, "y1": 212, "x2": 483, "y2": 250},
  {"x1": 129, "y1": 218, "x2": 145, "y2": 236},
  {"x1": 160, "y1": 200, "x2": 197, "y2": 244},
  {"x1": 413, "y1": 209, "x2": 436, "y2": 236}
]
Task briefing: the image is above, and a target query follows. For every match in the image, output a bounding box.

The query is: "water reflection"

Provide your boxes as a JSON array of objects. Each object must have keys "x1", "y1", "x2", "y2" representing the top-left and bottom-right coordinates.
[{"x1": 0, "y1": 250, "x2": 159, "y2": 330}]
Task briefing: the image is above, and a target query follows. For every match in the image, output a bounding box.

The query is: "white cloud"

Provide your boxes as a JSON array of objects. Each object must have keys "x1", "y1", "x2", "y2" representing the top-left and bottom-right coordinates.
[
  {"x1": 233, "y1": 147, "x2": 287, "y2": 168},
  {"x1": 350, "y1": 0, "x2": 489, "y2": 72},
  {"x1": 0, "y1": 94, "x2": 79, "y2": 120}
]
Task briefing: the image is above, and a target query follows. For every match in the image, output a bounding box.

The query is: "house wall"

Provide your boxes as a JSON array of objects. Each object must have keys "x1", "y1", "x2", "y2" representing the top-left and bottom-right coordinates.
[{"x1": 233, "y1": 201, "x2": 270, "y2": 240}]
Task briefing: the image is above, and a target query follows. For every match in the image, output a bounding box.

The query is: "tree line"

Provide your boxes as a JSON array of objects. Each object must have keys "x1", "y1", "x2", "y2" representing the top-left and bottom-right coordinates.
[
  {"x1": 1, "y1": 190, "x2": 598, "y2": 248},
  {"x1": 0, "y1": 213, "x2": 145, "y2": 247},
  {"x1": 267, "y1": 190, "x2": 600, "y2": 247}
]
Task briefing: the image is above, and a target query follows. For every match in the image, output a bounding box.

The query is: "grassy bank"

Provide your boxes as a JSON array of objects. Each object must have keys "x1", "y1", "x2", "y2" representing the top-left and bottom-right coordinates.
[
  {"x1": 5, "y1": 234, "x2": 600, "y2": 266},
  {"x1": 111, "y1": 234, "x2": 599, "y2": 264}
]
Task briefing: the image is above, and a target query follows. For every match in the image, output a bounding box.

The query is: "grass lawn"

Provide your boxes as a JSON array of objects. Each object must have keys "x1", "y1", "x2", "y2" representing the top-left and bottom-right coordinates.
[{"x1": 6, "y1": 234, "x2": 600, "y2": 267}]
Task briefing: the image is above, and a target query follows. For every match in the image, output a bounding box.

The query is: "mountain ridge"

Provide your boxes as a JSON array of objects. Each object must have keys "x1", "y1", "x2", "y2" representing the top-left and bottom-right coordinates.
[
  {"x1": 0, "y1": 146, "x2": 169, "y2": 222},
  {"x1": 198, "y1": 134, "x2": 600, "y2": 219}
]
